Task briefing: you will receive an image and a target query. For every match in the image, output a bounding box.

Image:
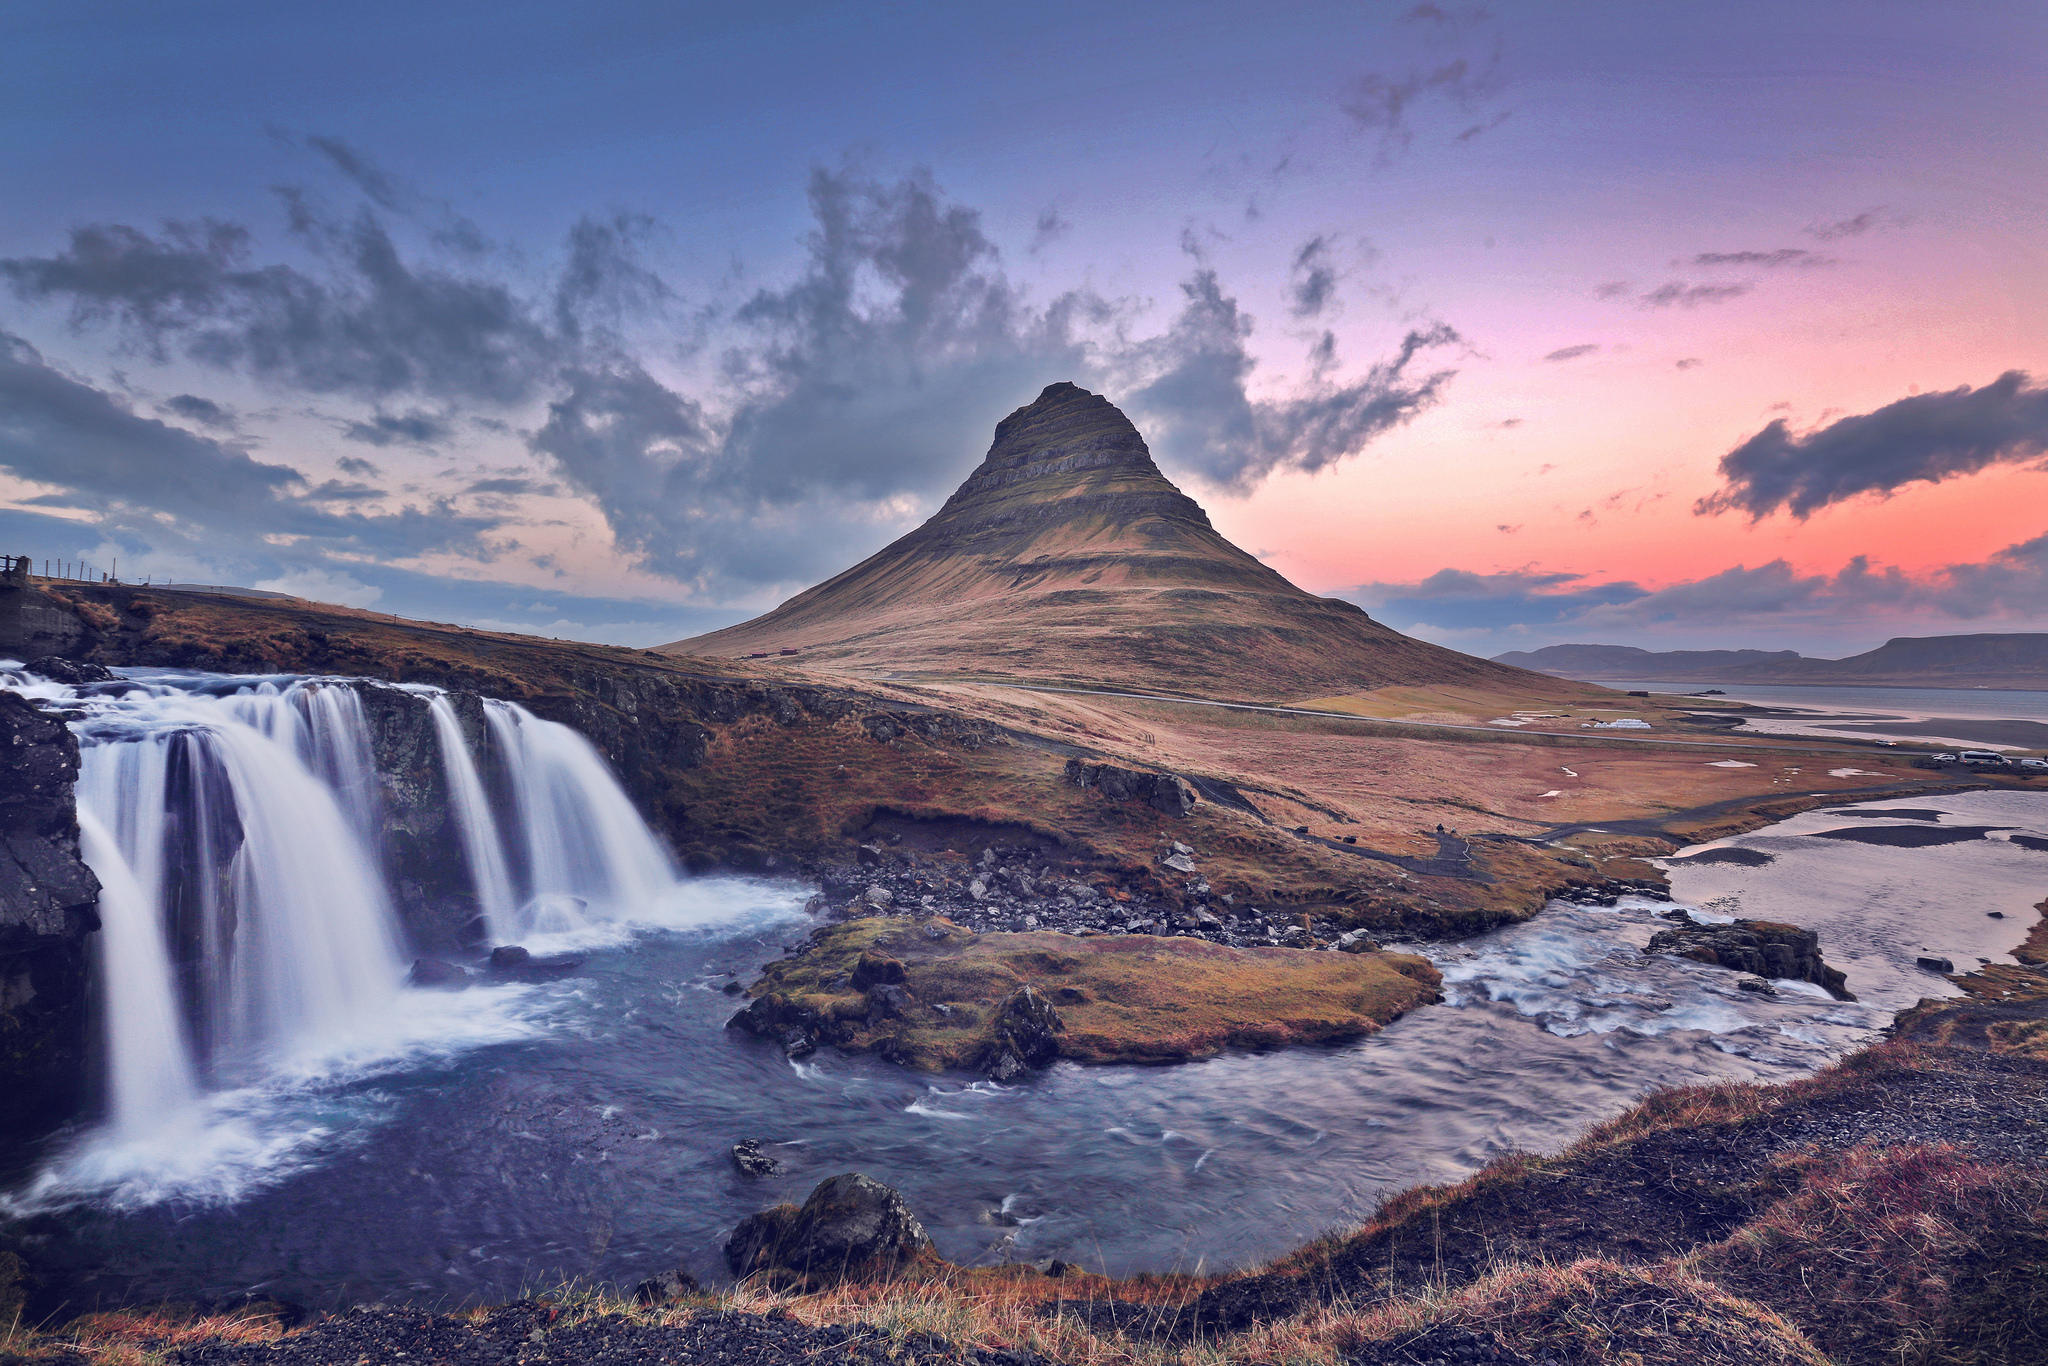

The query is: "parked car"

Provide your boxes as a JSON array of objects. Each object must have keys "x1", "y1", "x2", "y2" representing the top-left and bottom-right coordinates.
[
  {"x1": 2019, "y1": 756, "x2": 2048, "y2": 771},
  {"x1": 1958, "y1": 750, "x2": 2008, "y2": 766},
  {"x1": 1930, "y1": 753, "x2": 1959, "y2": 763}
]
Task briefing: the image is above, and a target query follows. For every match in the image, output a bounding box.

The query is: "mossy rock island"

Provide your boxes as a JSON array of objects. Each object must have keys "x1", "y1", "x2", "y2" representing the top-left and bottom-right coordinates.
[{"x1": 729, "y1": 916, "x2": 1443, "y2": 1076}]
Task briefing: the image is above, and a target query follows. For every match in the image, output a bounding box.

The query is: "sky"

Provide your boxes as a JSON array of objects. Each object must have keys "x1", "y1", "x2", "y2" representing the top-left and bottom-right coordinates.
[{"x1": 3, "y1": 0, "x2": 2047, "y2": 657}]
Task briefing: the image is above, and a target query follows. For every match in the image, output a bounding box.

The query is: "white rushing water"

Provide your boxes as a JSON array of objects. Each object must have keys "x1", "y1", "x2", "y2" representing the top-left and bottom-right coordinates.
[{"x1": 0, "y1": 662, "x2": 765, "y2": 1210}]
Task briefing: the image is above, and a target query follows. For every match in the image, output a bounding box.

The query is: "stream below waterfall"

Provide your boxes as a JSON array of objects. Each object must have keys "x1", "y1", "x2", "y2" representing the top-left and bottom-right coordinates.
[{"x1": 3, "y1": 664, "x2": 2046, "y2": 1309}]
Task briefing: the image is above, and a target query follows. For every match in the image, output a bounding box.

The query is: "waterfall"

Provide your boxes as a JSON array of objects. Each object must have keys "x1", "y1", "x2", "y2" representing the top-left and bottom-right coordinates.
[
  {"x1": 0, "y1": 663, "x2": 695, "y2": 1183},
  {"x1": 480, "y1": 700, "x2": 680, "y2": 938},
  {"x1": 65, "y1": 681, "x2": 409, "y2": 1125},
  {"x1": 428, "y1": 695, "x2": 519, "y2": 940},
  {"x1": 75, "y1": 807, "x2": 201, "y2": 1136}
]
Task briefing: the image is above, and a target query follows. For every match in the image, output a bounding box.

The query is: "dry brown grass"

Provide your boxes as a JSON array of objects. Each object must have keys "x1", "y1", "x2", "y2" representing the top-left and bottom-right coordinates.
[
  {"x1": 1335, "y1": 1259, "x2": 1831, "y2": 1365},
  {"x1": 1690, "y1": 1145, "x2": 2048, "y2": 1365},
  {"x1": 743, "y1": 916, "x2": 1442, "y2": 1068},
  {"x1": 20, "y1": 1304, "x2": 291, "y2": 1364}
]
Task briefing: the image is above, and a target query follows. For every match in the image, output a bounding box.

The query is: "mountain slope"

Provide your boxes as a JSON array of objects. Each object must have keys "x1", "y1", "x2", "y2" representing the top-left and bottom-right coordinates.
[
  {"x1": 667, "y1": 383, "x2": 1556, "y2": 701},
  {"x1": 1497, "y1": 634, "x2": 2048, "y2": 688}
]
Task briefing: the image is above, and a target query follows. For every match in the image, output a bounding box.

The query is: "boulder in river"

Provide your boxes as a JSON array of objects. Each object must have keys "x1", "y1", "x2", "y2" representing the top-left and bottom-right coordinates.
[
  {"x1": 407, "y1": 957, "x2": 470, "y2": 989},
  {"x1": 1645, "y1": 915, "x2": 1854, "y2": 1000},
  {"x1": 730, "y1": 1139, "x2": 781, "y2": 1177},
  {"x1": 25, "y1": 655, "x2": 115, "y2": 686},
  {"x1": 725, "y1": 1172, "x2": 933, "y2": 1285}
]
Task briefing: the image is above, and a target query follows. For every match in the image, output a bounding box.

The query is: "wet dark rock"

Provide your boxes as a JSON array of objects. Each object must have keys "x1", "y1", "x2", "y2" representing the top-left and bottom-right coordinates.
[
  {"x1": 407, "y1": 957, "x2": 470, "y2": 989},
  {"x1": 976, "y1": 986, "x2": 1064, "y2": 1081},
  {"x1": 24, "y1": 655, "x2": 115, "y2": 685},
  {"x1": 729, "y1": 993, "x2": 836, "y2": 1058},
  {"x1": 1736, "y1": 976, "x2": 1778, "y2": 996},
  {"x1": 484, "y1": 946, "x2": 583, "y2": 981},
  {"x1": 725, "y1": 1172, "x2": 933, "y2": 1284},
  {"x1": 630, "y1": 1266, "x2": 701, "y2": 1304},
  {"x1": 1917, "y1": 955, "x2": 1956, "y2": 974},
  {"x1": 0, "y1": 690, "x2": 101, "y2": 1137},
  {"x1": 864, "y1": 982, "x2": 912, "y2": 1022},
  {"x1": 731, "y1": 1139, "x2": 781, "y2": 1177},
  {"x1": 1646, "y1": 915, "x2": 1853, "y2": 1000},
  {"x1": 1063, "y1": 758, "x2": 1198, "y2": 816},
  {"x1": 850, "y1": 953, "x2": 907, "y2": 989}
]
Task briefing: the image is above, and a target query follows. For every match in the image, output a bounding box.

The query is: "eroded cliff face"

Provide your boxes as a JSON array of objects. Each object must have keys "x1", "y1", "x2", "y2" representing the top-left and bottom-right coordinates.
[{"x1": 0, "y1": 692, "x2": 100, "y2": 1138}]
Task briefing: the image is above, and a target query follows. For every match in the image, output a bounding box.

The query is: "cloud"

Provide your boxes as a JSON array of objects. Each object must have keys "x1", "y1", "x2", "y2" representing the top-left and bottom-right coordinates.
[
  {"x1": 1289, "y1": 235, "x2": 1339, "y2": 318},
  {"x1": 1542, "y1": 343, "x2": 1599, "y2": 363},
  {"x1": 1689, "y1": 248, "x2": 1831, "y2": 269},
  {"x1": 528, "y1": 166, "x2": 1458, "y2": 588},
  {"x1": 1, "y1": 210, "x2": 563, "y2": 403},
  {"x1": 1342, "y1": 8, "x2": 1504, "y2": 159},
  {"x1": 466, "y1": 475, "x2": 551, "y2": 496},
  {"x1": 0, "y1": 328, "x2": 494, "y2": 564},
  {"x1": 1699, "y1": 370, "x2": 2048, "y2": 519},
  {"x1": 1806, "y1": 208, "x2": 1885, "y2": 241},
  {"x1": 1593, "y1": 281, "x2": 1632, "y2": 300},
  {"x1": 0, "y1": 162, "x2": 672, "y2": 409},
  {"x1": 1028, "y1": 208, "x2": 1070, "y2": 255},
  {"x1": 1117, "y1": 272, "x2": 1460, "y2": 490},
  {"x1": 161, "y1": 392, "x2": 238, "y2": 428},
  {"x1": 1638, "y1": 281, "x2": 1750, "y2": 309},
  {"x1": 340, "y1": 408, "x2": 454, "y2": 447},
  {"x1": 1349, "y1": 535, "x2": 2048, "y2": 651},
  {"x1": 7, "y1": 154, "x2": 1464, "y2": 603},
  {"x1": 1675, "y1": 357, "x2": 1703, "y2": 370}
]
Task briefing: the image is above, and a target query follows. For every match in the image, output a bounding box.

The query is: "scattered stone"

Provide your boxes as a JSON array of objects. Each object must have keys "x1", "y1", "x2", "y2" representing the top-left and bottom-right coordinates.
[
  {"x1": 1736, "y1": 977, "x2": 1778, "y2": 996},
  {"x1": 488, "y1": 945, "x2": 532, "y2": 970},
  {"x1": 1989, "y1": 911, "x2": 2007, "y2": 919},
  {"x1": 1171, "y1": 842, "x2": 1193, "y2": 857},
  {"x1": 725, "y1": 1172, "x2": 933, "y2": 1284},
  {"x1": 1335, "y1": 929, "x2": 1380, "y2": 954},
  {"x1": 1161, "y1": 852, "x2": 1196, "y2": 875},
  {"x1": 861, "y1": 884, "x2": 894, "y2": 910},
  {"x1": 1917, "y1": 955, "x2": 1956, "y2": 974},
  {"x1": 855, "y1": 844, "x2": 884, "y2": 866},
  {"x1": 631, "y1": 1266, "x2": 701, "y2": 1303},
  {"x1": 407, "y1": 957, "x2": 469, "y2": 989},
  {"x1": 1645, "y1": 915, "x2": 1854, "y2": 1000},
  {"x1": 731, "y1": 1139, "x2": 781, "y2": 1178}
]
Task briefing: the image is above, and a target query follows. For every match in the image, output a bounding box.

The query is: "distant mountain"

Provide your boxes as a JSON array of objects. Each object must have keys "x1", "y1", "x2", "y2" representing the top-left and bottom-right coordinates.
[
  {"x1": 1496, "y1": 634, "x2": 2048, "y2": 689},
  {"x1": 669, "y1": 382, "x2": 1561, "y2": 701}
]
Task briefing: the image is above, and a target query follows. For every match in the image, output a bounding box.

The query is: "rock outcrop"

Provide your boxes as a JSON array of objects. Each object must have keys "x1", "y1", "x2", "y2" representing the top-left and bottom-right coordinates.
[
  {"x1": 1647, "y1": 915, "x2": 1854, "y2": 1000},
  {"x1": 1064, "y1": 759, "x2": 1198, "y2": 816},
  {"x1": 0, "y1": 691, "x2": 101, "y2": 1137},
  {"x1": 724, "y1": 1173, "x2": 933, "y2": 1285},
  {"x1": 975, "y1": 985, "x2": 1065, "y2": 1081}
]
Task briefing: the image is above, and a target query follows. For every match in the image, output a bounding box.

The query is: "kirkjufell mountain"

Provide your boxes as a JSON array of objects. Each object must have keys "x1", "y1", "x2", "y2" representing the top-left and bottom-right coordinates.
[{"x1": 669, "y1": 383, "x2": 1550, "y2": 700}]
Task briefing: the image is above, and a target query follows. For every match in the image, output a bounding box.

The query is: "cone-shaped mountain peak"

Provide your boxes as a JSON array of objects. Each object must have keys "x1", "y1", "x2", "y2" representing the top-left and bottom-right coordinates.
[{"x1": 668, "y1": 383, "x2": 1535, "y2": 701}]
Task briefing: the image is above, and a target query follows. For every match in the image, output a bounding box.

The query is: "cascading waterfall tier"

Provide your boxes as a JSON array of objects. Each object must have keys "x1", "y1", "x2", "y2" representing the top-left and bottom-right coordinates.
[{"x1": 0, "y1": 661, "x2": 691, "y2": 1192}]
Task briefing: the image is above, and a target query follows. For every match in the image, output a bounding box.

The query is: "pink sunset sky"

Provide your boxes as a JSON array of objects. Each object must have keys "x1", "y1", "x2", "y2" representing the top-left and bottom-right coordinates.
[{"x1": 3, "y1": 1, "x2": 2045, "y2": 655}]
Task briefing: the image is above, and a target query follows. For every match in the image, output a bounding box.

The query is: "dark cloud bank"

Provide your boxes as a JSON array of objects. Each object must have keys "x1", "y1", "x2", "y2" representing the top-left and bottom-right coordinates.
[
  {"x1": 1, "y1": 154, "x2": 1462, "y2": 609},
  {"x1": 1702, "y1": 370, "x2": 2048, "y2": 519}
]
